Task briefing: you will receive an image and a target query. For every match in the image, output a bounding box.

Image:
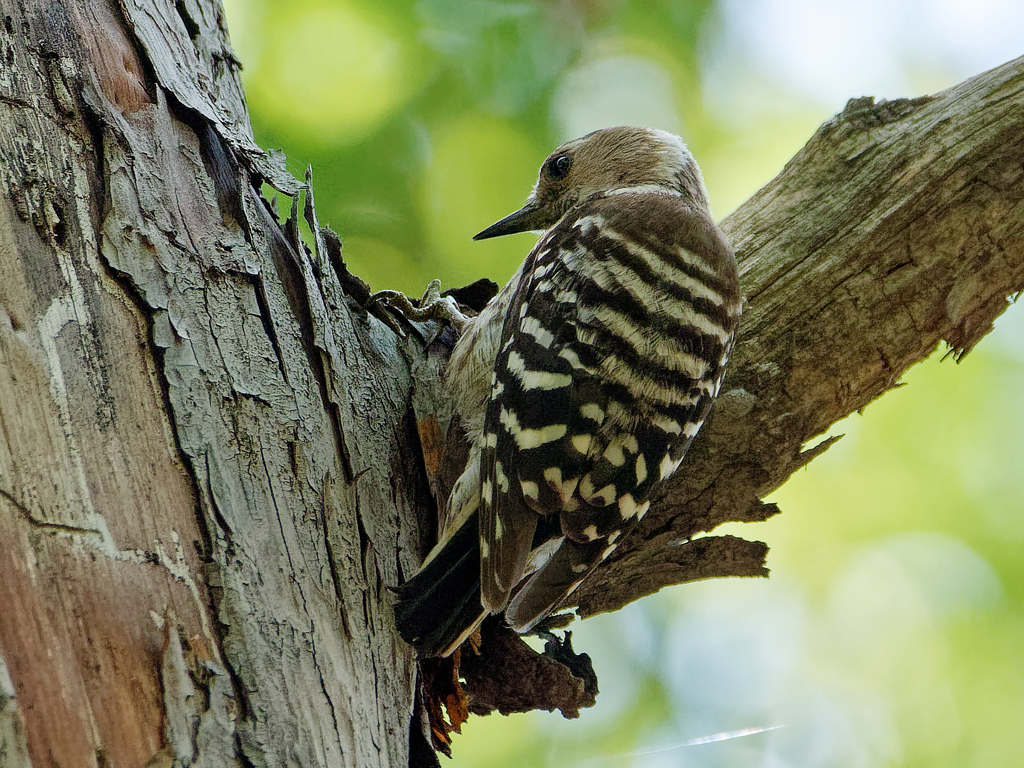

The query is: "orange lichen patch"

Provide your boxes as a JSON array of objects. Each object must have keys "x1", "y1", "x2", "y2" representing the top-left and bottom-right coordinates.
[
  {"x1": 419, "y1": 651, "x2": 470, "y2": 757},
  {"x1": 417, "y1": 414, "x2": 446, "y2": 485},
  {"x1": 0, "y1": 512, "x2": 208, "y2": 768}
]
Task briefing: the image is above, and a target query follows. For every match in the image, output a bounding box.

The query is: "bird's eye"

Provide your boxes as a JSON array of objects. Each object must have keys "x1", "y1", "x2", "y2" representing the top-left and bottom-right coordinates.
[{"x1": 546, "y1": 154, "x2": 573, "y2": 180}]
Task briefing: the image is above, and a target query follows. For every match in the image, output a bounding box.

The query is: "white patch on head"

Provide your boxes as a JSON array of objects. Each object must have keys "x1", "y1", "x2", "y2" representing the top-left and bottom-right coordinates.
[
  {"x1": 549, "y1": 127, "x2": 702, "y2": 204},
  {"x1": 651, "y1": 128, "x2": 706, "y2": 200},
  {"x1": 605, "y1": 184, "x2": 682, "y2": 197}
]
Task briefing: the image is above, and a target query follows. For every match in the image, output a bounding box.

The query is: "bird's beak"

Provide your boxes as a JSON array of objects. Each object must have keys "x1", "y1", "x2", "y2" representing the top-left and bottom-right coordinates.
[{"x1": 473, "y1": 202, "x2": 551, "y2": 240}]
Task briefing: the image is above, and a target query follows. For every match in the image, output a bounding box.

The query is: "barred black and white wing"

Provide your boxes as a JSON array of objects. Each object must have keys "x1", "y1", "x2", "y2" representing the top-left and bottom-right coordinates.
[{"x1": 478, "y1": 192, "x2": 741, "y2": 630}]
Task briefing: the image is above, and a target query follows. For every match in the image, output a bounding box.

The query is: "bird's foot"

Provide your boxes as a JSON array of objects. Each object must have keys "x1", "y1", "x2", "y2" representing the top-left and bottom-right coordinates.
[{"x1": 371, "y1": 279, "x2": 470, "y2": 337}]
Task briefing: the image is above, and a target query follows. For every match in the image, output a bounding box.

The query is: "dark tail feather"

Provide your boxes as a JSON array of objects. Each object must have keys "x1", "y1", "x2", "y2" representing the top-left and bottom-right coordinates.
[
  {"x1": 505, "y1": 536, "x2": 607, "y2": 633},
  {"x1": 394, "y1": 512, "x2": 487, "y2": 657}
]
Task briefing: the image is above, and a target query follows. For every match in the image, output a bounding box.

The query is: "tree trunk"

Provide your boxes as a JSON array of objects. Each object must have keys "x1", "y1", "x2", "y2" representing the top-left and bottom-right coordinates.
[
  {"x1": 0, "y1": 1, "x2": 1021, "y2": 767},
  {"x1": 1, "y1": 1, "x2": 423, "y2": 765}
]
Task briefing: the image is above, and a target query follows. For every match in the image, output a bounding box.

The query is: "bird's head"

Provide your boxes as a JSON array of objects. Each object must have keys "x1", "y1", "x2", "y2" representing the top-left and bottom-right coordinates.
[{"x1": 474, "y1": 126, "x2": 710, "y2": 240}]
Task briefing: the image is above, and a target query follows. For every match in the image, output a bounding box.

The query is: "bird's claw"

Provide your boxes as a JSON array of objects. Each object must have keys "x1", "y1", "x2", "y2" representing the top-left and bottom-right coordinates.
[{"x1": 370, "y1": 279, "x2": 470, "y2": 337}]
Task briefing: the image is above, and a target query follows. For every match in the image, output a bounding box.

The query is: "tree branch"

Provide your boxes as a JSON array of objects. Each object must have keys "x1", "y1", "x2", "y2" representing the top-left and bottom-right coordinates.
[{"x1": 572, "y1": 55, "x2": 1024, "y2": 617}]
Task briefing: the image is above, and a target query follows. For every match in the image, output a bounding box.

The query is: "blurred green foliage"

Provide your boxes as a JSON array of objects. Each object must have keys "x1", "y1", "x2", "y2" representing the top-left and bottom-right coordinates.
[
  {"x1": 226, "y1": 0, "x2": 822, "y2": 295},
  {"x1": 223, "y1": 1, "x2": 1024, "y2": 765}
]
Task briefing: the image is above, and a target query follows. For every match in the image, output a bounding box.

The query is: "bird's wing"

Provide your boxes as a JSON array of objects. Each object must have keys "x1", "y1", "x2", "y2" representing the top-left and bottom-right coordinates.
[
  {"x1": 479, "y1": 193, "x2": 740, "y2": 621},
  {"x1": 475, "y1": 222, "x2": 596, "y2": 611}
]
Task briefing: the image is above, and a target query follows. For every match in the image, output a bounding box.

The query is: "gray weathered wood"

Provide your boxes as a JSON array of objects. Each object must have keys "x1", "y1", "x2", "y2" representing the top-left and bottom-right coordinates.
[
  {"x1": 1, "y1": 0, "x2": 422, "y2": 765},
  {"x1": 573, "y1": 57, "x2": 1024, "y2": 617}
]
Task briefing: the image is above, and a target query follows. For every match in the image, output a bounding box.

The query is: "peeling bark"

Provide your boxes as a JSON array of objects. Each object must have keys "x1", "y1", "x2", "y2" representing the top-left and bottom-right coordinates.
[
  {"x1": 1, "y1": 0, "x2": 420, "y2": 765},
  {"x1": 1, "y1": 0, "x2": 1022, "y2": 766}
]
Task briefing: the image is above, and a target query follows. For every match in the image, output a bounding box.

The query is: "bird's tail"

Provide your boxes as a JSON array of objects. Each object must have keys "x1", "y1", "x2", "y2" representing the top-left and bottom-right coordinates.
[{"x1": 394, "y1": 510, "x2": 487, "y2": 658}]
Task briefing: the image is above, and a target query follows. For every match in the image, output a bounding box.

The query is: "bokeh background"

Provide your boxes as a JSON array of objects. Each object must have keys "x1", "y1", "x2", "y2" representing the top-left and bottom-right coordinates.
[{"x1": 222, "y1": 1, "x2": 1024, "y2": 765}]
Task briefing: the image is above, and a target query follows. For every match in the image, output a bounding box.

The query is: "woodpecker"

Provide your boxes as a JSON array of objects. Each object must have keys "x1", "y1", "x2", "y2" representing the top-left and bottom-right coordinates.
[{"x1": 395, "y1": 126, "x2": 741, "y2": 657}]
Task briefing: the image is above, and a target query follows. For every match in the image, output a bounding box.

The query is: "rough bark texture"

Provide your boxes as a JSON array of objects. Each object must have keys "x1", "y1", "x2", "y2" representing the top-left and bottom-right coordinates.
[
  {"x1": 1, "y1": 1, "x2": 424, "y2": 766},
  {"x1": 1, "y1": 0, "x2": 1023, "y2": 765},
  {"x1": 571, "y1": 61, "x2": 1024, "y2": 618}
]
